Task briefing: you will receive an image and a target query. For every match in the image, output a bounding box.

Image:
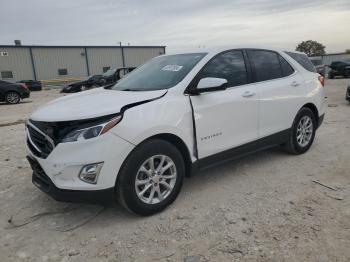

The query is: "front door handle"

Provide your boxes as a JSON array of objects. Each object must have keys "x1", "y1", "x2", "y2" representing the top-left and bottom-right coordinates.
[{"x1": 242, "y1": 90, "x2": 256, "y2": 98}]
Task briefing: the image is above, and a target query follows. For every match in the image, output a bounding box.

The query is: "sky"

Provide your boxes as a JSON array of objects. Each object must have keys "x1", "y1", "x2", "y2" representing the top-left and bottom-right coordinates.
[{"x1": 1, "y1": 0, "x2": 349, "y2": 53}]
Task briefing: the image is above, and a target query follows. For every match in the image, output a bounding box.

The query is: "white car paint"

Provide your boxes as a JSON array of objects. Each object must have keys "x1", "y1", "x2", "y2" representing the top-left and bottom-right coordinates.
[
  {"x1": 26, "y1": 47, "x2": 326, "y2": 196},
  {"x1": 31, "y1": 87, "x2": 167, "y2": 122},
  {"x1": 190, "y1": 83, "x2": 259, "y2": 158}
]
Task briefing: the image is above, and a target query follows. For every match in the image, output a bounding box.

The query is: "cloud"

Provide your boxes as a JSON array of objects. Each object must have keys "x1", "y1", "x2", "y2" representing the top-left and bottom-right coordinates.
[{"x1": 0, "y1": 0, "x2": 349, "y2": 53}]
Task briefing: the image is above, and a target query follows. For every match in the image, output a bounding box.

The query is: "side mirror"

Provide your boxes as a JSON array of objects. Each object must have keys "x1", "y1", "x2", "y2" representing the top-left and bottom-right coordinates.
[{"x1": 195, "y1": 77, "x2": 228, "y2": 94}]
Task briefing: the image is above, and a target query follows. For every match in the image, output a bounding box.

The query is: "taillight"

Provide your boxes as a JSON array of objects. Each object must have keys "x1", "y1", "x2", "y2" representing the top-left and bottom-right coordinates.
[
  {"x1": 318, "y1": 75, "x2": 325, "y2": 87},
  {"x1": 20, "y1": 83, "x2": 28, "y2": 89}
]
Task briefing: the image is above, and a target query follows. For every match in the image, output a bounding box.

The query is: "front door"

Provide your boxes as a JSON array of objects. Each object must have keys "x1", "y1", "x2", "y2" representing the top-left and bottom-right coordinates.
[{"x1": 190, "y1": 50, "x2": 259, "y2": 159}]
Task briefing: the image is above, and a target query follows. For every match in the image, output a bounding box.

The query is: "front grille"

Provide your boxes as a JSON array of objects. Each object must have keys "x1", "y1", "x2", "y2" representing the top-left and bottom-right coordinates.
[
  {"x1": 26, "y1": 122, "x2": 55, "y2": 159},
  {"x1": 27, "y1": 156, "x2": 51, "y2": 192}
]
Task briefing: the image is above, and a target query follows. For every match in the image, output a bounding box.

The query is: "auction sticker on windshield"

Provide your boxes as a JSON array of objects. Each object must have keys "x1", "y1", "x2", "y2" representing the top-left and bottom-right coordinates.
[{"x1": 162, "y1": 65, "x2": 183, "y2": 72}]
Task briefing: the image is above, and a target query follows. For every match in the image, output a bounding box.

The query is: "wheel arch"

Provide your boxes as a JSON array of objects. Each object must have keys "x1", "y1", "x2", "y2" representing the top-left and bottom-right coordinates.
[
  {"x1": 5, "y1": 90, "x2": 20, "y2": 96},
  {"x1": 119, "y1": 132, "x2": 193, "y2": 179},
  {"x1": 301, "y1": 103, "x2": 319, "y2": 126},
  {"x1": 144, "y1": 133, "x2": 193, "y2": 177}
]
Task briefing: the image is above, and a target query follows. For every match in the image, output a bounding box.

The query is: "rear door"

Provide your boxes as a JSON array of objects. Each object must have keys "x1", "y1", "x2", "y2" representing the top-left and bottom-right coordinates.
[
  {"x1": 190, "y1": 50, "x2": 259, "y2": 158},
  {"x1": 247, "y1": 49, "x2": 304, "y2": 138}
]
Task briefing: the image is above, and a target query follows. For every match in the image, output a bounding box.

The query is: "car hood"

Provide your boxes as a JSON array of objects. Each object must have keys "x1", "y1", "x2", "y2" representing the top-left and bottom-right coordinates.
[{"x1": 30, "y1": 88, "x2": 167, "y2": 122}]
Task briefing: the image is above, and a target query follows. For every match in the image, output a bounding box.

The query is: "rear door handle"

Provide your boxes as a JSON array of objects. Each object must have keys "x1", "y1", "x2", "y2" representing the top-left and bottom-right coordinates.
[
  {"x1": 242, "y1": 90, "x2": 256, "y2": 97},
  {"x1": 291, "y1": 81, "x2": 300, "y2": 87}
]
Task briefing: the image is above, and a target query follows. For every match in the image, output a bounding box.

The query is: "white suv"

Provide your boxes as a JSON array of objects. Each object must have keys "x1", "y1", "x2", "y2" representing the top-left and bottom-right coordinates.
[{"x1": 26, "y1": 47, "x2": 326, "y2": 215}]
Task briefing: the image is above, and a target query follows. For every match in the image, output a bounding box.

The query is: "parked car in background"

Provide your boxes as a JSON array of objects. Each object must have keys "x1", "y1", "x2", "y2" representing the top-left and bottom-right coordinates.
[
  {"x1": 101, "y1": 67, "x2": 136, "y2": 86},
  {"x1": 346, "y1": 80, "x2": 350, "y2": 103},
  {"x1": 17, "y1": 80, "x2": 42, "y2": 91},
  {"x1": 310, "y1": 58, "x2": 326, "y2": 76},
  {"x1": 26, "y1": 47, "x2": 326, "y2": 215},
  {"x1": 0, "y1": 80, "x2": 30, "y2": 104},
  {"x1": 328, "y1": 59, "x2": 350, "y2": 79},
  {"x1": 61, "y1": 75, "x2": 103, "y2": 93}
]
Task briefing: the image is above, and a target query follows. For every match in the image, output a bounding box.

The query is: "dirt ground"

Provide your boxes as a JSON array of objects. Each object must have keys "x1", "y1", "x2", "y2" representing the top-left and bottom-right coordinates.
[{"x1": 0, "y1": 80, "x2": 349, "y2": 262}]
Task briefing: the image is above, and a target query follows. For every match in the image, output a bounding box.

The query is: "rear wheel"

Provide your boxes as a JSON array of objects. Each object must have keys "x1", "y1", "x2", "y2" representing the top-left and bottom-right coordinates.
[
  {"x1": 5, "y1": 92, "x2": 20, "y2": 104},
  {"x1": 116, "y1": 139, "x2": 185, "y2": 216},
  {"x1": 283, "y1": 107, "x2": 317, "y2": 154}
]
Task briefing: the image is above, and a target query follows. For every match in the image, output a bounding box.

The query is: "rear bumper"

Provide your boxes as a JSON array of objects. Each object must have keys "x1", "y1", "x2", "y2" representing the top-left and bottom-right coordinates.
[{"x1": 28, "y1": 156, "x2": 114, "y2": 204}]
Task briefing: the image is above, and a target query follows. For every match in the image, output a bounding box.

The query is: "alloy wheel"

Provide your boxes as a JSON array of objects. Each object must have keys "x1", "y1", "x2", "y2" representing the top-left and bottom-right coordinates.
[
  {"x1": 135, "y1": 155, "x2": 177, "y2": 204},
  {"x1": 296, "y1": 116, "x2": 313, "y2": 147},
  {"x1": 6, "y1": 92, "x2": 20, "y2": 104}
]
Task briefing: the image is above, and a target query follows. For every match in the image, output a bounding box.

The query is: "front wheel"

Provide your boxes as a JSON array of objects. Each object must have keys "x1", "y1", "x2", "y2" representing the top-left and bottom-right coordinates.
[
  {"x1": 283, "y1": 108, "x2": 317, "y2": 154},
  {"x1": 116, "y1": 139, "x2": 185, "y2": 216}
]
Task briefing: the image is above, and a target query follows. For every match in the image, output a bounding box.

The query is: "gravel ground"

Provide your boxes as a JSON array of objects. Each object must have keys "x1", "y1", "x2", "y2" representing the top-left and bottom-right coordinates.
[{"x1": 0, "y1": 80, "x2": 349, "y2": 262}]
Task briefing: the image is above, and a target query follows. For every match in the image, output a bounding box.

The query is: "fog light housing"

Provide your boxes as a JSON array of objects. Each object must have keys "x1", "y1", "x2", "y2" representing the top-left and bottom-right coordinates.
[{"x1": 79, "y1": 162, "x2": 104, "y2": 184}]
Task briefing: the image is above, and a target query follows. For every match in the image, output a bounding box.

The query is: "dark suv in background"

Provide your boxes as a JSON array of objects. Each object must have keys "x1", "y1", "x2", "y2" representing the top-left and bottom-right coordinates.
[
  {"x1": 61, "y1": 74, "x2": 103, "y2": 93},
  {"x1": 101, "y1": 67, "x2": 136, "y2": 85},
  {"x1": 329, "y1": 59, "x2": 350, "y2": 79}
]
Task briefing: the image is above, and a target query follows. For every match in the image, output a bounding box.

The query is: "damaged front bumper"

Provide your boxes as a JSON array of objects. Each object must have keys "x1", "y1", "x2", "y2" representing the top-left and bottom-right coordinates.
[
  {"x1": 28, "y1": 156, "x2": 114, "y2": 204},
  {"x1": 26, "y1": 132, "x2": 135, "y2": 204}
]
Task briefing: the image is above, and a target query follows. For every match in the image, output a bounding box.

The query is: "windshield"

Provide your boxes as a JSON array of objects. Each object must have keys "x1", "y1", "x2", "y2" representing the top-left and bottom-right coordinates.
[
  {"x1": 103, "y1": 68, "x2": 117, "y2": 78},
  {"x1": 111, "y1": 53, "x2": 207, "y2": 91}
]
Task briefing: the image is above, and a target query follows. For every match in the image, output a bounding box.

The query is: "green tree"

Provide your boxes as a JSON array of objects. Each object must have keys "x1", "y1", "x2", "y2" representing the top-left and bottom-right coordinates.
[
  {"x1": 345, "y1": 49, "x2": 350, "y2": 54},
  {"x1": 296, "y1": 40, "x2": 326, "y2": 56}
]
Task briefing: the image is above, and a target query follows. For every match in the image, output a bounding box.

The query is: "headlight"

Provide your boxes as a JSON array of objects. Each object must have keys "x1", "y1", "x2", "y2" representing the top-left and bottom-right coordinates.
[{"x1": 61, "y1": 115, "x2": 122, "y2": 143}]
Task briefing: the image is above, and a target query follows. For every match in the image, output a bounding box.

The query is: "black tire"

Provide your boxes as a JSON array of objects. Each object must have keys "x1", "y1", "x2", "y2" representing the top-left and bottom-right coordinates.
[
  {"x1": 283, "y1": 107, "x2": 317, "y2": 155},
  {"x1": 5, "y1": 91, "x2": 20, "y2": 104},
  {"x1": 116, "y1": 139, "x2": 185, "y2": 216}
]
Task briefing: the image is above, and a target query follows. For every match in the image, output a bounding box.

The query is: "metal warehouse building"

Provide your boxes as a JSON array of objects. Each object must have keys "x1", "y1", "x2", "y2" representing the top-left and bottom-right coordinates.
[
  {"x1": 311, "y1": 52, "x2": 350, "y2": 65},
  {"x1": 0, "y1": 45, "x2": 165, "y2": 82}
]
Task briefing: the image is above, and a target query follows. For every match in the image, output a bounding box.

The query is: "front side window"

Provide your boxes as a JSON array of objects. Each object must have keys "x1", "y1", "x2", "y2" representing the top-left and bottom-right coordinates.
[
  {"x1": 248, "y1": 50, "x2": 282, "y2": 82},
  {"x1": 112, "y1": 53, "x2": 207, "y2": 91},
  {"x1": 198, "y1": 50, "x2": 248, "y2": 87}
]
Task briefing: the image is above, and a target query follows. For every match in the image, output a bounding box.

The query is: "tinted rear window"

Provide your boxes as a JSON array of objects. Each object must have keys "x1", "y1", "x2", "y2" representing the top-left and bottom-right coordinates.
[
  {"x1": 286, "y1": 52, "x2": 316, "y2": 73},
  {"x1": 248, "y1": 50, "x2": 282, "y2": 82}
]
